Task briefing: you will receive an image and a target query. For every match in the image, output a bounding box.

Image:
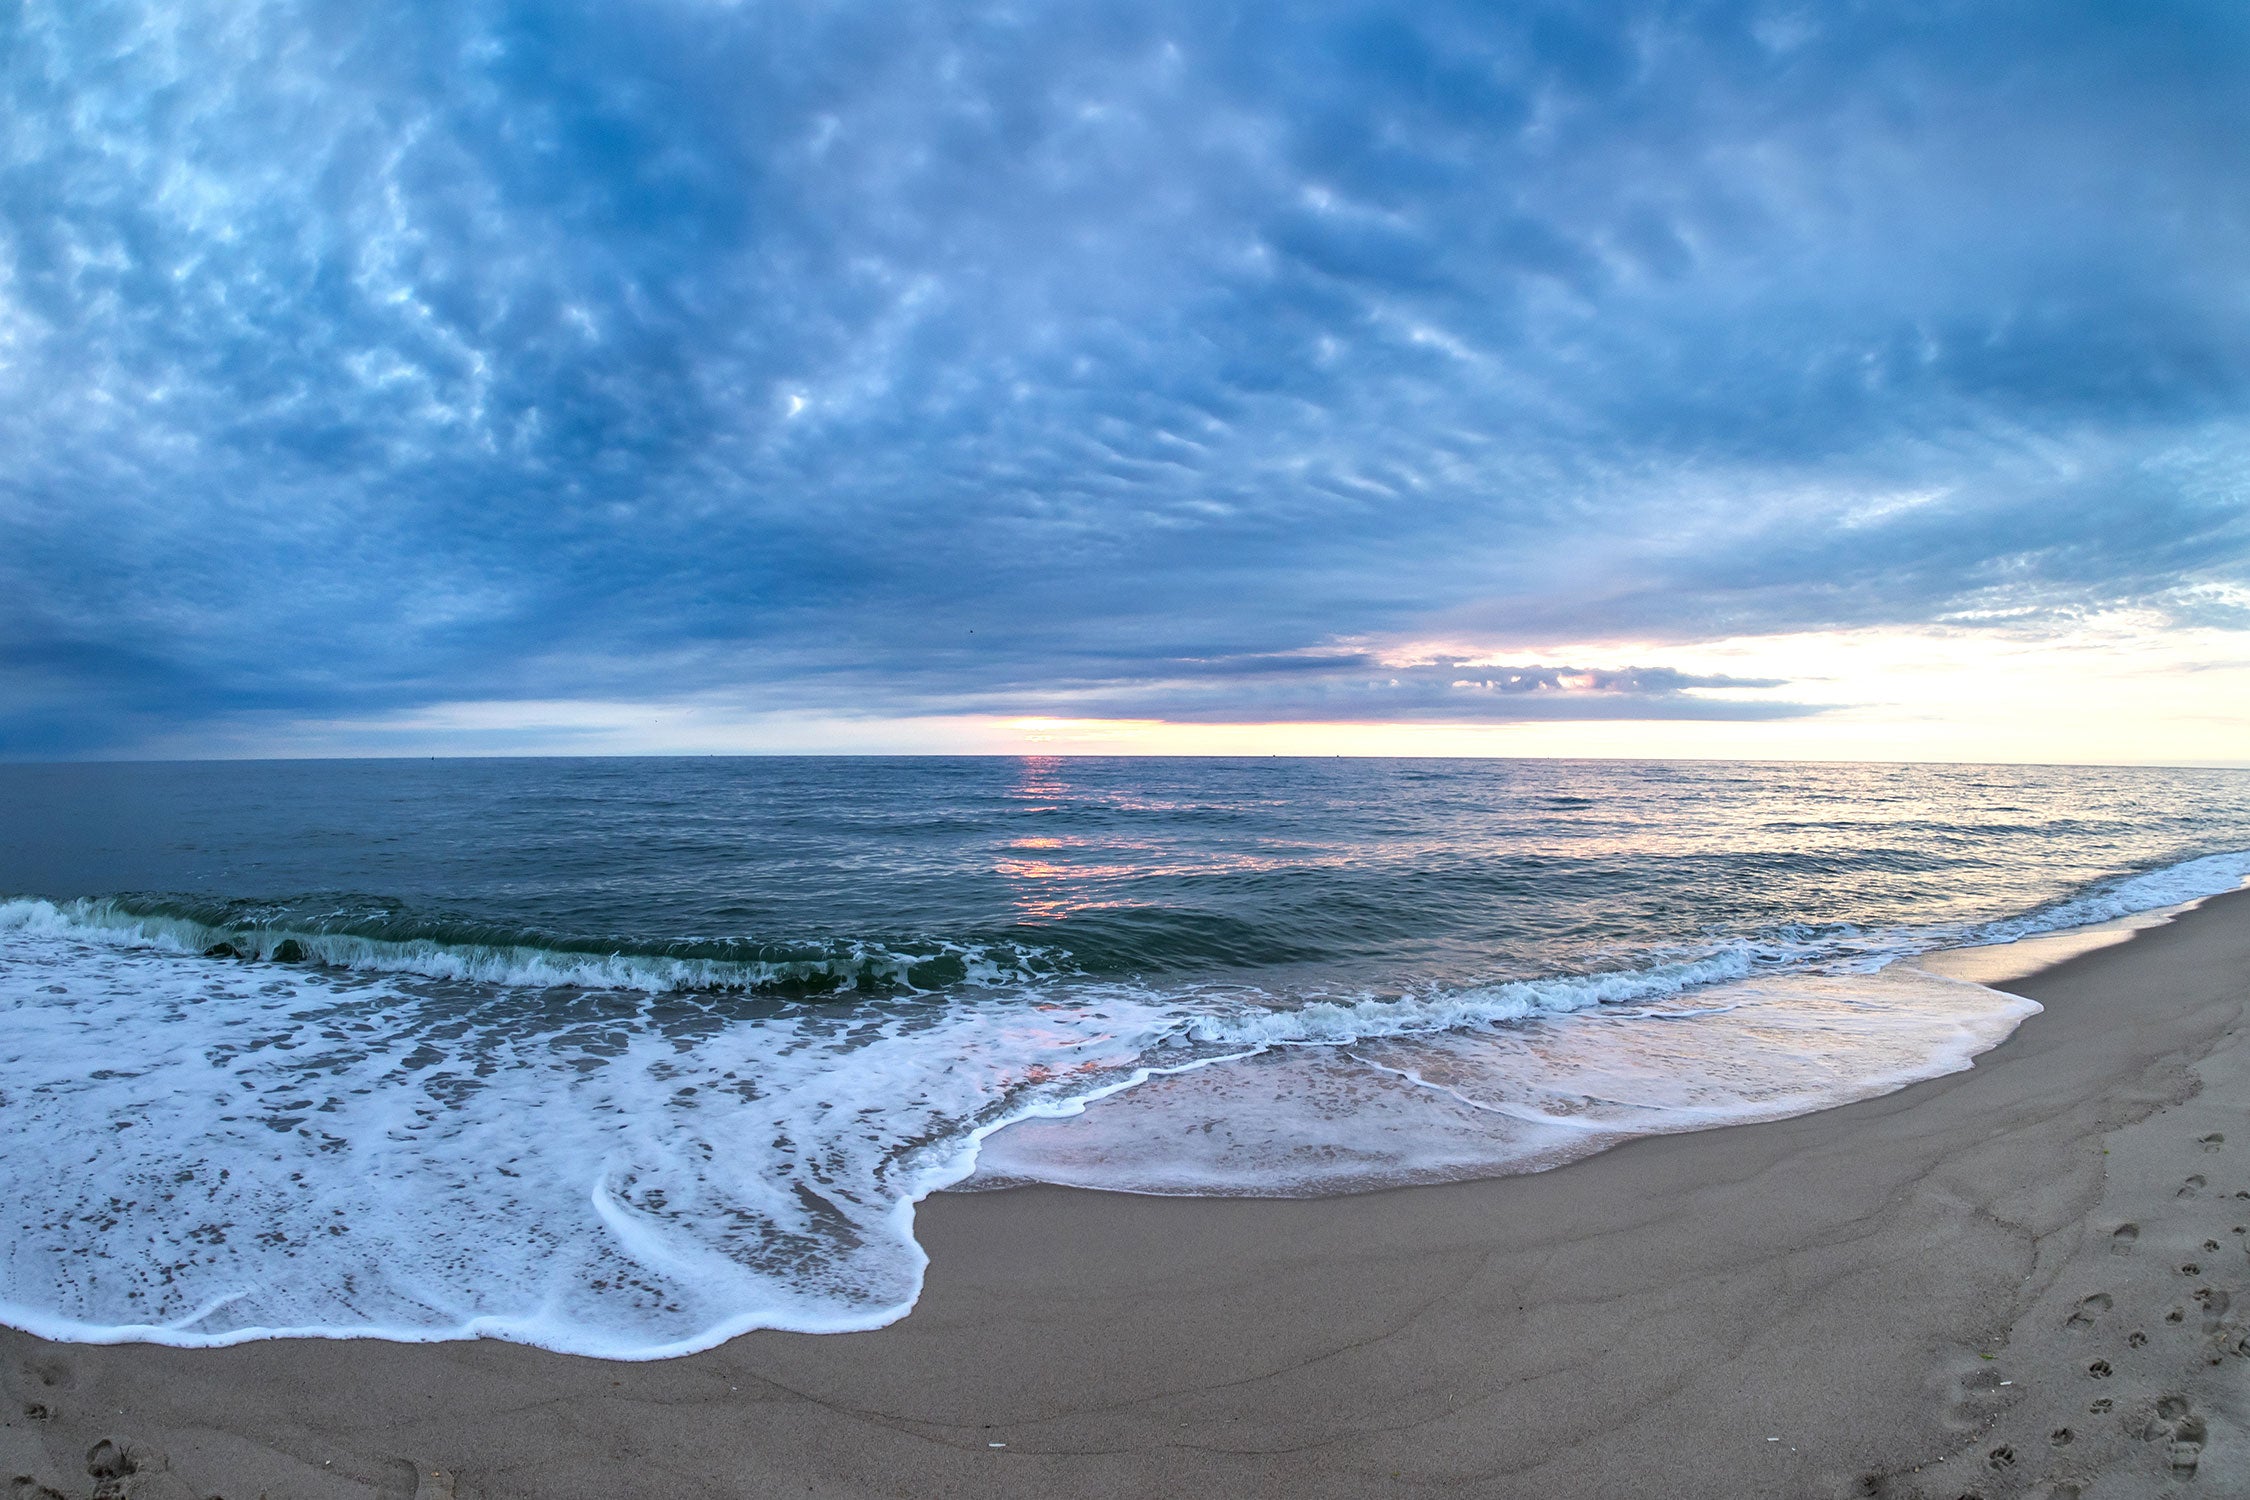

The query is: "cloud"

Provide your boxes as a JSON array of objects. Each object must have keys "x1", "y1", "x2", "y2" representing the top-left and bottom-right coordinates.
[
  {"x1": 1, "y1": 0, "x2": 2246, "y2": 751},
  {"x1": 913, "y1": 653, "x2": 1814, "y2": 723}
]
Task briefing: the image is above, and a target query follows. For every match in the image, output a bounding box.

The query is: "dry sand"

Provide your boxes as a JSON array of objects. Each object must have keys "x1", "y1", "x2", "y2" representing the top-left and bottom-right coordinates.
[{"x1": 5, "y1": 889, "x2": 2248, "y2": 1500}]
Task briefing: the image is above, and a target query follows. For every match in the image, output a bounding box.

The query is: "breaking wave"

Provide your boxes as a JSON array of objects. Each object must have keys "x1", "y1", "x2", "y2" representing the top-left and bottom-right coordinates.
[{"x1": 0, "y1": 844, "x2": 2243, "y2": 1359}]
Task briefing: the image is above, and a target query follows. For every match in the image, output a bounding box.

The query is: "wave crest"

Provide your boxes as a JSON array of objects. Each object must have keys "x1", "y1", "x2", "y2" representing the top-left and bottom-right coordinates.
[{"x1": 0, "y1": 896, "x2": 1063, "y2": 997}]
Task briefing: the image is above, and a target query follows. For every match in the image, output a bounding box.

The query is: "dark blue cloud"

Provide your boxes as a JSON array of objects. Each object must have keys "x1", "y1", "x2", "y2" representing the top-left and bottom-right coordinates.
[{"x1": 2, "y1": 0, "x2": 2246, "y2": 751}]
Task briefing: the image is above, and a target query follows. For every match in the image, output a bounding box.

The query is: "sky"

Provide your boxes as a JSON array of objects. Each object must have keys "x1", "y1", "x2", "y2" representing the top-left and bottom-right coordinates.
[{"x1": 2, "y1": 0, "x2": 2247, "y2": 762}]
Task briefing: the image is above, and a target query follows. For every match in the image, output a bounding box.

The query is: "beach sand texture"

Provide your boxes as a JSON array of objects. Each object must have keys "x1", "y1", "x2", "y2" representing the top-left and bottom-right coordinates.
[{"x1": 3, "y1": 889, "x2": 2247, "y2": 1500}]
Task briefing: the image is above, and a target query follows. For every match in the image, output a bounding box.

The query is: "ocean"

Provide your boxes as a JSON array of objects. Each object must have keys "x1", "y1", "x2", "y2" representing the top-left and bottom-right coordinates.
[{"x1": 3, "y1": 756, "x2": 2248, "y2": 1359}]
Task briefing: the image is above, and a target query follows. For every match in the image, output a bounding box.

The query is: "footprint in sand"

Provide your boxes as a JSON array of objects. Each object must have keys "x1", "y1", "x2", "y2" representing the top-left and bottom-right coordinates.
[
  {"x1": 2066, "y1": 1292, "x2": 2111, "y2": 1329},
  {"x1": 2112, "y1": 1223, "x2": 2140, "y2": 1255},
  {"x1": 2129, "y1": 1330, "x2": 2148, "y2": 1347},
  {"x1": 2182, "y1": 1174, "x2": 2208, "y2": 1197},
  {"x1": 20, "y1": 1359, "x2": 71, "y2": 1392},
  {"x1": 2129, "y1": 1395, "x2": 2208, "y2": 1478},
  {"x1": 2050, "y1": 1426, "x2": 2074, "y2": 1446},
  {"x1": 2088, "y1": 1359, "x2": 2114, "y2": 1378},
  {"x1": 1987, "y1": 1443, "x2": 2016, "y2": 1470},
  {"x1": 1943, "y1": 1365, "x2": 2009, "y2": 1429},
  {"x1": 2201, "y1": 1133, "x2": 2225, "y2": 1152},
  {"x1": 2090, "y1": 1398, "x2": 2115, "y2": 1414},
  {"x1": 10, "y1": 1480, "x2": 69, "y2": 1500},
  {"x1": 378, "y1": 1456, "x2": 460, "y2": 1500},
  {"x1": 2168, "y1": 1307, "x2": 2187, "y2": 1324},
  {"x1": 85, "y1": 1438, "x2": 168, "y2": 1490}
]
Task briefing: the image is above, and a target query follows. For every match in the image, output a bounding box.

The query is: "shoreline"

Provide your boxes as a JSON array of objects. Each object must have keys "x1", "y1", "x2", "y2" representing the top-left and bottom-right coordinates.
[{"x1": 5, "y1": 889, "x2": 2248, "y2": 1498}]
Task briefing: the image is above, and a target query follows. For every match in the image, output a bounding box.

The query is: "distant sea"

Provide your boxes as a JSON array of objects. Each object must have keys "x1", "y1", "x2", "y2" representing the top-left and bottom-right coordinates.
[{"x1": 4, "y1": 757, "x2": 2248, "y2": 1358}]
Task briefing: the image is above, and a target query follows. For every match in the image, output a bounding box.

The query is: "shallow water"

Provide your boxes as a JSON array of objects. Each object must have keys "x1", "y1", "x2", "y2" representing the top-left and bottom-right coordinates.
[{"x1": 2, "y1": 757, "x2": 2247, "y2": 1356}]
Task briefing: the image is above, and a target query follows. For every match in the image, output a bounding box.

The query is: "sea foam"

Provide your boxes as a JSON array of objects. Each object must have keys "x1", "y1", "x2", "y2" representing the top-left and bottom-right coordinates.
[
  {"x1": 1, "y1": 847, "x2": 2245, "y2": 1358},
  {"x1": 969, "y1": 967, "x2": 2037, "y2": 1194},
  {"x1": 0, "y1": 906, "x2": 1192, "y2": 1355}
]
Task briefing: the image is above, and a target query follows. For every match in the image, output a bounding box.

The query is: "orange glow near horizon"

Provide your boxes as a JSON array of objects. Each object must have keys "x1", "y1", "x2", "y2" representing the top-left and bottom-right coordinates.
[{"x1": 137, "y1": 619, "x2": 2250, "y2": 767}]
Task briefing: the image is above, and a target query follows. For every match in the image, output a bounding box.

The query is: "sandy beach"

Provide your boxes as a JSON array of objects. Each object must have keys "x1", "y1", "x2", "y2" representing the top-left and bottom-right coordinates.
[
  {"x1": 12, "y1": 0, "x2": 2248, "y2": 1491},
  {"x1": 5, "y1": 887, "x2": 2246, "y2": 1500}
]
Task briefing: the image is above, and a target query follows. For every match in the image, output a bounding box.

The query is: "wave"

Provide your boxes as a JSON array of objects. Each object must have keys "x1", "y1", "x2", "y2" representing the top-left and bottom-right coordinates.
[
  {"x1": 6, "y1": 838, "x2": 2246, "y2": 1039},
  {"x1": 0, "y1": 846, "x2": 2242, "y2": 1358},
  {"x1": 1181, "y1": 945, "x2": 1772, "y2": 1047},
  {"x1": 0, "y1": 895, "x2": 1064, "y2": 997},
  {"x1": 0, "y1": 895, "x2": 1974, "y2": 1061},
  {"x1": 971, "y1": 966, "x2": 2042, "y2": 1197},
  {"x1": 1970, "y1": 848, "x2": 2250, "y2": 941}
]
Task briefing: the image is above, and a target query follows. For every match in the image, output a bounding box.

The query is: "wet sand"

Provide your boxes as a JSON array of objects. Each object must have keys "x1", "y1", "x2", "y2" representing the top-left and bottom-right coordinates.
[{"x1": 5, "y1": 888, "x2": 2248, "y2": 1499}]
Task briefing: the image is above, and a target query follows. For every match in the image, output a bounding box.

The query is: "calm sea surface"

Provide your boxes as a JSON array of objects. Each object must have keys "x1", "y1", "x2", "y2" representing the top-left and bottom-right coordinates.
[{"x1": 3, "y1": 757, "x2": 2248, "y2": 1356}]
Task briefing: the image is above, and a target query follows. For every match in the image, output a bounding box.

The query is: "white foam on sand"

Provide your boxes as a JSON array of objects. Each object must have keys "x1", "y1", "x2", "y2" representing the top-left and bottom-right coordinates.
[
  {"x1": 965, "y1": 966, "x2": 2040, "y2": 1195},
  {"x1": 0, "y1": 904, "x2": 1192, "y2": 1358},
  {"x1": 969, "y1": 855, "x2": 2250, "y2": 1199},
  {"x1": 1, "y1": 846, "x2": 2244, "y2": 1358}
]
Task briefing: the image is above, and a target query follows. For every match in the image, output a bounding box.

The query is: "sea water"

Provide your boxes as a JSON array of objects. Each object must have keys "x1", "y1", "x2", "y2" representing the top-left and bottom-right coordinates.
[{"x1": 2, "y1": 757, "x2": 2246, "y2": 1357}]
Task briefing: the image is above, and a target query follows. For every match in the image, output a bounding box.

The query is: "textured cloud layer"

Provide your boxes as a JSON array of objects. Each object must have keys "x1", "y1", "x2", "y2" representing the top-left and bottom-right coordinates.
[{"x1": 3, "y1": 1, "x2": 2246, "y2": 751}]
